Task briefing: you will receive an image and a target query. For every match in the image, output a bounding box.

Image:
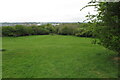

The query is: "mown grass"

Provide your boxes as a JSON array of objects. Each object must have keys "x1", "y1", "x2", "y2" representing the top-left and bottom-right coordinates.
[{"x1": 2, "y1": 35, "x2": 118, "y2": 78}]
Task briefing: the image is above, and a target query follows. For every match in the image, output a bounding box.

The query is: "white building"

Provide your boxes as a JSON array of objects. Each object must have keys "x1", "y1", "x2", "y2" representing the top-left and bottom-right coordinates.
[{"x1": 52, "y1": 23, "x2": 59, "y2": 26}]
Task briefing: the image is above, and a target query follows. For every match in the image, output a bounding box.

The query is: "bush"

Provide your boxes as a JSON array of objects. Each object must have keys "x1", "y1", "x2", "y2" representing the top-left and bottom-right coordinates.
[
  {"x1": 75, "y1": 28, "x2": 93, "y2": 37},
  {"x1": 31, "y1": 26, "x2": 50, "y2": 35},
  {"x1": 57, "y1": 24, "x2": 78, "y2": 35},
  {"x1": 44, "y1": 24, "x2": 56, "y2": 33},
  {"x1": 14, "y1": 25, "x2": 29, "y2": 36},
  {"x1": 37, "y1": 27, "x2": 50, "y2": 35},
  {"x1": 2, "y1": 23, "x2": 94, "y2": 38},
  {"x1": 2, "y1": 25, "x2": 50, "y2": 36},
  {"x1": 58, "y1": 26, "x2": 73, "y2": 35},
  {"x1": 0, "y1": 27, "x2": 2, "y2": 37},
  {"x1": 2, "y1": 26, "x2": 16, "y2": 36}
]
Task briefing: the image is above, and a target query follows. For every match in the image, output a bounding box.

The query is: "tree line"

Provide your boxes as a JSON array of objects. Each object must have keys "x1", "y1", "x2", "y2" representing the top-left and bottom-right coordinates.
[{"x1": 1, "y1": 23, "x2": 93, "y2": 37}]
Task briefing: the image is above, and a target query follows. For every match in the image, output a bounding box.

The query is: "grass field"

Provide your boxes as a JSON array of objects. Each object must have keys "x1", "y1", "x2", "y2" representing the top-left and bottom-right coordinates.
[{"x1": 2, "y1": 35, "x2": 118, "y2": 78}]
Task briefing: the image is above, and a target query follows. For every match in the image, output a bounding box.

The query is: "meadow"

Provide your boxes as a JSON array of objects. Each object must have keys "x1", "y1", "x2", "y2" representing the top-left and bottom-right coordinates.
[{"x1": 2, "y1": 35, "x2": 118, "y2": 78}]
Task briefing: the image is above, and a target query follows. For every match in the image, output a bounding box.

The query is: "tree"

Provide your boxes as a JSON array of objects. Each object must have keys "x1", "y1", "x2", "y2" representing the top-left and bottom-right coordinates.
[{"x1": 81, "y1": 1, "x2": 120, "y2": 54}]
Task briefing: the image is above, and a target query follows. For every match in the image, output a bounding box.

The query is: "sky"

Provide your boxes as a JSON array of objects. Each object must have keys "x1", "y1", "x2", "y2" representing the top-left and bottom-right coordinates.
[{"x1": 0, "y1": 0, "x2": 97, "y2": 22}]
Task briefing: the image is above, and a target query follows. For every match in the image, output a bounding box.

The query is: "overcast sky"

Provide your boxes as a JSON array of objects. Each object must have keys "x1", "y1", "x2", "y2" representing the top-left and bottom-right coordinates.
[{"x1": 0, "y1": 0, "x2": 96, "y2": 22}]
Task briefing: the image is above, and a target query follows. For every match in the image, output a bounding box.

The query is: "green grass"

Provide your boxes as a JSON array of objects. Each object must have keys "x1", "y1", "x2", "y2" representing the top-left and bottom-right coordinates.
[{"x1": 2, "y1": 35, "x2": 118, "y2": 78}]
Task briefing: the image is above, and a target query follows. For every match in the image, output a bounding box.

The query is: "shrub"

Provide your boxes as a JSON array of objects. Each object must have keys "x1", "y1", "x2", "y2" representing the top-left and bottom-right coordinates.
[
  {"x1": 2, "y1": 26, "x2": 16, "y2": 36},
  {"x1": 44, "y1": 24, "x2": 56, "y2": 33},
  {"x1": 58, "y1": 26, "x2": 76, "y2": 35},
  {"x1": 14, "y1": 25, "x2": 29, "y2": 36},
  {"x1": 75, "y1": 28, "x2": 93, "y2": 37},
  {"x1": 31, "y1": 26, "x2": 49, "y2": 35},
  {"x1": 0, "y1": 27, "x2": 2, "y2": 37},
  {"x1": 2, "y1": 23, "x2": 94, "y2": 38}
]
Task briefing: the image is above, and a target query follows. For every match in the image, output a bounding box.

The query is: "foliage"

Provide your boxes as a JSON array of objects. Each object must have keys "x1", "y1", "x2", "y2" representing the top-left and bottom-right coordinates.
[
  {"x1": 2, "y1": 26, "x2": 16, "y2": 36},
  {"x1": 31, "y1": 26, "x2": 49, "y2": 35},
  {"x1": 14, "y1": 25, "x2": 29, "y2": 36},
  {"x1": 58, "y1": 26, "x2": 75, "y2": 35},
  {"x1": 75, "y1": 24, "x2": 93, "y2": 37},
  {"x1": 2, "y1": 25, "x2": 51, "y2": 37},
  {"x1": 82, "y1": 1, "x2": 120, "y2": 54},
  {"x1": 56, "y1": 23, "x2": 93, "y2": 37},
  {"x1": 44, "y1": 24, "x2": 56, "y2": 33},
  {"x1": 0, "y1": 27, "x2": 2, "y2": 37},
  {"x1": 2, "y1": 23, "x2": 94, "y2": 37}
]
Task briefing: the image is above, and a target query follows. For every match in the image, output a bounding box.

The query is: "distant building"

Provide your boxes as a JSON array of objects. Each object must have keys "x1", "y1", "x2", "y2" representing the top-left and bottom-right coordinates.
[
  {"x1": 0, "y1": 22, "x2": 42, "y2": 27},
  {"x1": 51, "y1": 23, "x2": 59, "y2": 26},
  {"x1": 0, "y1": 22, "x2": 60, "y2": 27},
  {"x1": 37, "y1": 24, "x2": 42, "y2": 26},
  {"x1": 0, "y1": 22, "x2": 79, "y2": 27}
]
